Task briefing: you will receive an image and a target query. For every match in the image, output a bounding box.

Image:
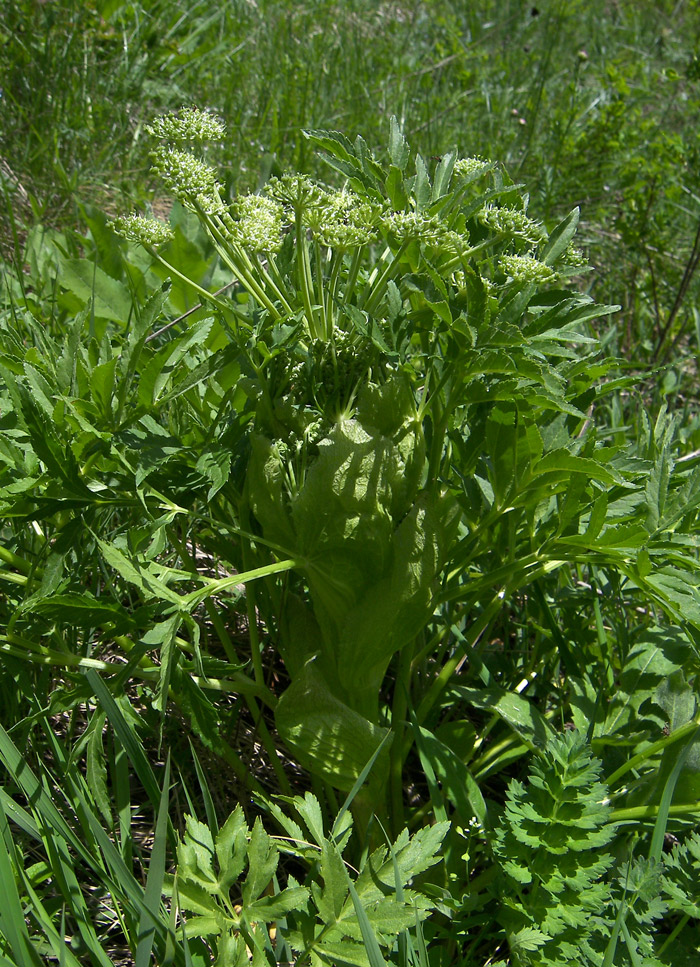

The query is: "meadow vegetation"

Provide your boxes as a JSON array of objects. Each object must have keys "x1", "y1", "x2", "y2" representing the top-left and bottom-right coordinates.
[{"x1": 2, "y1": 1, "x2": 700, "y2": 964}]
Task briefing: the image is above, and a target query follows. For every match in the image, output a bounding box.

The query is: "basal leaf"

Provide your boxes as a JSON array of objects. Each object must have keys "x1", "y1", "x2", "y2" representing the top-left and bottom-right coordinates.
[
  {"x1": 57, "y1": 257, "x2": 132, "y2": 322},
  {"x1": 275, "y1": 659, "x2": 390, "y2": 791}
]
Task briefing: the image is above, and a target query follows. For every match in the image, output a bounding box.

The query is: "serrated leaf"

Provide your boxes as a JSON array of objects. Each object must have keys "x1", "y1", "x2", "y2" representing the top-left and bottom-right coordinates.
[
  {"x1": 216, "y1": 805, "x2": 249, "y2": 892},
  {"x1": 150, "y1": 613, "x2": 182, "y2": 714},
  {"x1": 242, "y1": 818, "x2": 278, "y2": 905},
  {"x1": 26, "y1": 591, "x2": 132, "y2": 629},
  {"x1": 86, "y1": 712, "x2": 111, "y2": 825},
  {"x1": 413, "y1": 154, "x2": 431, "y2": 211},
  {"x1": 246, "y1": 886, "x2": 310, "y2": 922},
  {"x1": 96, "y1": 537, "x2": 182, "y2": 605},
  {"x1": 196, "y1": 447, "x2": 231, "y2": 501},
  {"x1": 388, "y1": 117, "x2": 410, "y2": 171}
]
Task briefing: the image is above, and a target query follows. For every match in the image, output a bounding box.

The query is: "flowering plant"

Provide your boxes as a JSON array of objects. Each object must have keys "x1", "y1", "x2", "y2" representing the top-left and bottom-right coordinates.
[{"x1": 112, "y1": 109, "x2": 619, "y2": 829}]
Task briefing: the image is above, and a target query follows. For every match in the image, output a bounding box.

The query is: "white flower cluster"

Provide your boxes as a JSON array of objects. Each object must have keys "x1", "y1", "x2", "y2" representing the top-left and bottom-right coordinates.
[
  {"x1": 479, "y1": 205, "x2": 546, "y2": 245},
  {"x1": 224, "y1": 195, "x2": 285, "y2": 255},
  {"x1": 146, "y1": 108, "x2": 226, "y2": 143},
  {"x1": 110, "y1": 213, "x2": 174, "y2": 246},
  {"x1": 150, "y1": 146, "x2": 222, "y2": 212},
  {"x1": 499, "y1": 253, "x2": 556, "y2": 285}
]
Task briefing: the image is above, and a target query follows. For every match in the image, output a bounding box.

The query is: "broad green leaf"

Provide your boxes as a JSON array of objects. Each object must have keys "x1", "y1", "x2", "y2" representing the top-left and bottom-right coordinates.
[
  {"x1": 57, "y1": 257, "x2": 132, "y2": 322},
  {"x1": 275, "y1": 659, "x2": 390, "y2": 792},
  {"x1": 90, "y1": 354, "x2": 118, "y2": 420},
  {"x1": 432, "y1": 151, "x2": 456, "y2": 201},
  {"x1": 450, "y1": 686, "x2": 554, "y2": 749},
  {"x1": 413, "y1": 154, "x2": 431, "y2": 211}
]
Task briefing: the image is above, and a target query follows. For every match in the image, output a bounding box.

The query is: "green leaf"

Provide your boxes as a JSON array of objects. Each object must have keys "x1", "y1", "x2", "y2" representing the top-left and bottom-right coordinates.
[
  {"x1": 388, "y1": 117, "x2": 410, "y2": 171},
  {"x1": 317, "y1": 839, "x2": 349, "y2": 925},
  {"x1": 196, "y1": 448, "x2": 231, "y2": 501},
  {"x1": 215, "y1": 805, "x2": 248, "y2": 893},
  {"x1": 539, "y1": 207, "x2": 579, "y2": 266},
  {"x1": 242, "y1": 818, "x2": 279, "y2": 905},
  {"x1": 26, "y1": 591, "x2": 132, "y2": 629},
  {"x1": 275, "y1": 659, "x2": 390, "y2": 792},
  {"x1": 0, "y1": 797, "x2": 43, "y2": 966},
  {"x1": 150, "y1": 613, "x2": 183, "y2": 714},
  {"x1": 134, "y1": 755, "x2": 172, "y2": 967},
  {"x1": 346, "y1": 879, "x2": 391, "y2": 967},
  {"x1": 96, "y1": 537, "x2": 182, "y2": 605},
  {"x1": 451, "y1": 686, "x2": 554, "y2": 749},
  {"x1": 85, "y1": 712, "x2": 111, "y2": 825},
  {"x1": 57, "y1": 257, "x2": 133, "y2": 322}
]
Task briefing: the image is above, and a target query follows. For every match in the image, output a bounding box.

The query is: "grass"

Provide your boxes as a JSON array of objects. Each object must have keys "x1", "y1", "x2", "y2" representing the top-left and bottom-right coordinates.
[{"x1": 2, "y1": 1, "x2": 700, "y2": 965}]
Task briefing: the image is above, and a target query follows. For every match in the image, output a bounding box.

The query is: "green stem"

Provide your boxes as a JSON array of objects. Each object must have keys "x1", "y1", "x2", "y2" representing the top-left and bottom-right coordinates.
[
  {"x1": 362, "y1": 240, "x2": 410, "y2": 317},
  {"x1": 0, "y1": 634, "x2": 271, "y2": 703},
  {"x1": 389, "y1": 646, "x2": 412, "y2": 836},
  {"x1": 610, "y1": 803, "x2": 700, "y2": 822},
  {"x1": 313, "y1": 238, "x2": 329, "y2": 339},
  {"x1": 405, "y1": 596, "x2": 503, "y2": 759},
  {"x1": 342, "y1": 246, "x2": 364, "y2": 306},
  {"x1": 326, "y1": 249, "x2": 344, "y2": 333},
  {"x1": 147, "y1": 249, "x2": 238, "y2": 317},
  {"x1": 656, "y1": 914, "x2": 690, "y2": 958},
  {"x1": 605, "y1": 716, "x2": 700, "y2": 788},
  {"x1": 0, "y1": 545, "x2": 32, "y2": 574},
  {"x1": 296, "y1": 211, "x2": 321, "y2": 338},
  {"x1": 182, "y1": 557, "x2": 302, "y2": 610}
]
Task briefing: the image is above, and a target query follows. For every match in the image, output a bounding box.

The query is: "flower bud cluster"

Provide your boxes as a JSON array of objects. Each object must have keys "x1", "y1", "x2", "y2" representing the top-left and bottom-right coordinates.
[
  {"x1": 265, "y1": 173, "x2": 325, "y2": 211},
  {"x1": 110, "y1": 213, "x2": 174, "y2": 246},
  {"x1": 478, "y1": 205, "x2": 546, "y2": 245},
  {"x1": 499, "y1": 253, "x2": 556, "y2": 285},
  {"x1": 560, "y1": 242, "x2": 588, "y2": 268},
  {"x1": 224, "y1": 195, "x2": 285, "y2": 255},
  {"x1": 146, "y1": 108, "x2": 226, "y2": 143},
  {"x1": 150, "y1": 146, "x2": 222, "y2": 213},
  {"x1": 304, "y1": 189, "x2": 379, "y2": 250},
  {"x1": 453, "y1": 156, "x2": 492, "y2": 179}
]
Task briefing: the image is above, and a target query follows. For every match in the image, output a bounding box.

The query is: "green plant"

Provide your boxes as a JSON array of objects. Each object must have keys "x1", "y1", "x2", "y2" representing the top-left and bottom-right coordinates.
[
  {"x1": 482, "y1": 729, "x2": 700, "y2": 966},
  {"x1": 5, "y1": 107, "x2": 700, "y2": 965},
  {"x1": 171, "y1": 790, "x2": 447, "y2": 966}
]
